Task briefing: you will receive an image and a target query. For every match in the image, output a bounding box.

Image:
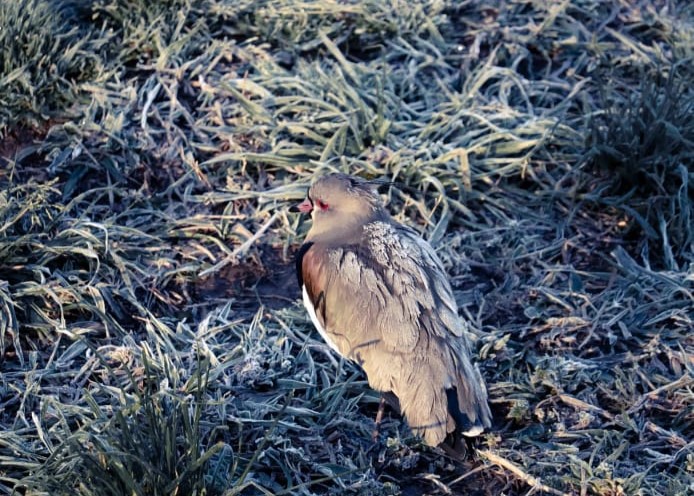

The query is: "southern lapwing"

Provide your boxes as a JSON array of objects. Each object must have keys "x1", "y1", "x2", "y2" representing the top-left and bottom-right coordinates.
[{"x1": 292, "y1": 173, "x2": 491, "y2": 448}]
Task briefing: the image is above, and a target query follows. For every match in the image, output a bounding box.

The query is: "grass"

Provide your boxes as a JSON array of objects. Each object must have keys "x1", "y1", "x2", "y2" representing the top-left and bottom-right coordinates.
[
  {"x1": 583, "y1": 63, "x2": 693, "y2": 269},
  {"x1": 1, "y1": 0, "x2": 692, "y2": 495},
  {"x1": 0, "y1": 0, "x2": 104, "y2": 134}
]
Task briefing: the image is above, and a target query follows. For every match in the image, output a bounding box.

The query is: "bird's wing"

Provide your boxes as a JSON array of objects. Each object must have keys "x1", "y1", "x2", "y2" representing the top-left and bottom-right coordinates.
[{"x1": 299, "y1": 220, "x2": 466, "y2": 357}]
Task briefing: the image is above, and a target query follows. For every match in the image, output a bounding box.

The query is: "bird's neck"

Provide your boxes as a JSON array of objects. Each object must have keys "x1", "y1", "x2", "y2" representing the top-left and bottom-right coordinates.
[{"x1": 307, "y1": 210, "x2": 387, "y2": 245}]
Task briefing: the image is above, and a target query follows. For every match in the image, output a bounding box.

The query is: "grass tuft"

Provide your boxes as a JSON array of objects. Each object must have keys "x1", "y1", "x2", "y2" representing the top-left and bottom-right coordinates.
[
  {"x1": 15, "y1": 346, "x2": 220, "y2": 495},
  {"x1": 583, "y1": 63, "x2": 694, "y2": 268},
  {"x1": 0, "y1": 0, "x2": 103, "y2": 134}
]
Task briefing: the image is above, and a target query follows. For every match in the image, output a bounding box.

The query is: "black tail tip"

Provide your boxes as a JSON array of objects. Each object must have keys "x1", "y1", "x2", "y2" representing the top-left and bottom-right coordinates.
[{"x1": 446, "y1": 387, "x2": 487, "y2": 437}]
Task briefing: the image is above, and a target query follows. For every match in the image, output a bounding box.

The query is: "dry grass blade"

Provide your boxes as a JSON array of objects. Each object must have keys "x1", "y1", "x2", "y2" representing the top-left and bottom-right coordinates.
[{"x1": 478, "y1": 450, "x2": 570, "y2": 496}]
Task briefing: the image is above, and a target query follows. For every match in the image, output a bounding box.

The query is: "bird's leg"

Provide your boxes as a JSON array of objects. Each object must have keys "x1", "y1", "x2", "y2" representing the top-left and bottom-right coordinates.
[{"x1": 371, "y1": 395, "x2": 387, "y2": 442}]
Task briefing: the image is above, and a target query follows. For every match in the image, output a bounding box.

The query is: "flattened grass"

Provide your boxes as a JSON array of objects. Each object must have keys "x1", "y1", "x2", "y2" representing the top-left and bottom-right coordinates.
[{"x1": 1, "y1": 0, "x2": 692, "y2": 495}]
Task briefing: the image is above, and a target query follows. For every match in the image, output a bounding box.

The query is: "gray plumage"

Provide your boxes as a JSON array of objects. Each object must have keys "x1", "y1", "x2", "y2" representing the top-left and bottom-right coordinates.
[{"x1": 295, "y1": 173, "x2": 491, "y2": 446}]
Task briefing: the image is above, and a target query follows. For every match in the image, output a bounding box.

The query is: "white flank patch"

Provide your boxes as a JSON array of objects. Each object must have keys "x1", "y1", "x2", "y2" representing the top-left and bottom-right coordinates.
[
  {"x1": 302, "y1": 285, "x2": 341, "y2": 354},
  {"x1": 461, "y1": 425, "x2": 484, "y2": 437}
]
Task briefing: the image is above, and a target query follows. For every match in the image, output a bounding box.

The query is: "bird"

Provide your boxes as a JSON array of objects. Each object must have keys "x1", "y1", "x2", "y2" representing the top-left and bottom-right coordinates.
[{"x1": 291, "y1": 173, "x2": 492, "y2": 448}]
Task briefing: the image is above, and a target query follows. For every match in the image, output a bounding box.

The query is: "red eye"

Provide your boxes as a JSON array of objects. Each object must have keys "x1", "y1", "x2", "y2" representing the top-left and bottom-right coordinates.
[{"x1": 315, "y1": 199, "x2": 329, "y2": 210}]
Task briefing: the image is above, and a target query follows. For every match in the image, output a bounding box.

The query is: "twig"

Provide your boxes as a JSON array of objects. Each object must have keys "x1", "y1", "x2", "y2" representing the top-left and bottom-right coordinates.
[
  {"x1": 478, "y1": 450, "x2": 569, "y2": 496},
  {"x1": 198, "y1": 211, "x2": 279, "y2": 277},
  {"x1": 558, "y1": 394, "x2": 614, "y2": 420},
  {"x1": 627, "y1": 374, "x2": 694, "y2": 415},
  {"x1": 420, "y1": 473, "x2": 452, "y2": 495},
  {"x1": 449, "y1": 464, "x2": 487, "y2": 486}
]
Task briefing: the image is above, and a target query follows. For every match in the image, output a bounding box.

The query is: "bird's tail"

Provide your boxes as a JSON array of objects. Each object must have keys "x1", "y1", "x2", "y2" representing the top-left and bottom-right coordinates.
[{"x1": 447, "y1": 357, "x2": 492, "y2": 434}]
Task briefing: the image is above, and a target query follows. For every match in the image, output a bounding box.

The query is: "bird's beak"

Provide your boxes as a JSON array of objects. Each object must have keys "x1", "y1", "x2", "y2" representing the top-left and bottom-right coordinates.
[{"x1": 290, "y1": 198, "x2": 313, "y2": 213}]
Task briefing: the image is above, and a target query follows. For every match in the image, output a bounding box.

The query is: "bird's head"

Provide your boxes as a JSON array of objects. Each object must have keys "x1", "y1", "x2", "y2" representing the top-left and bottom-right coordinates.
[{"x1": 292, "y1": 174, "x2": 386, "y2": 241}]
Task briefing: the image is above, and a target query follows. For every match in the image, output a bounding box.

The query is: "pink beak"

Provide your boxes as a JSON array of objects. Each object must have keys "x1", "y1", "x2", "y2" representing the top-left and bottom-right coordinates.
[{"x1": 295, "y1": 198, "x2": 313, "y2": 213}]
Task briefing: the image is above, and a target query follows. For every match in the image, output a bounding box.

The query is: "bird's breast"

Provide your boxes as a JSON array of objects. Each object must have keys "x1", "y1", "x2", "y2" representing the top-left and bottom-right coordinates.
[{"x1": 302, "y1": 284, "x2": 341, "y2": 354}]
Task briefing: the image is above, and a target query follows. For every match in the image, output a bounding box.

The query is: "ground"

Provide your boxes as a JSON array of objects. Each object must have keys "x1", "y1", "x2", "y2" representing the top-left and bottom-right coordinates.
[{"x1": 0, "y1": 1, "x2": 692, "y2": 495}]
